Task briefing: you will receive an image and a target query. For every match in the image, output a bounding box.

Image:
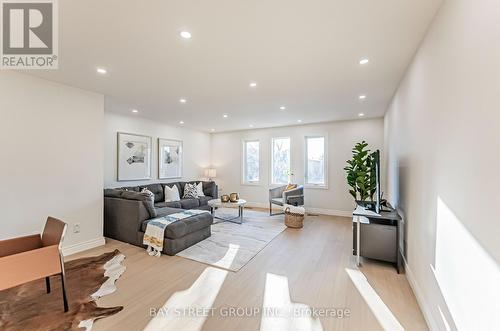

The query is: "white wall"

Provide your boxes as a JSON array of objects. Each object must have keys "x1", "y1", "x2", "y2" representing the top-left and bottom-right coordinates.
[
  {"x1": 104, "y1": 112, "x2": 211, "y2": 188},
  {"x1": 211, "y1": 118, "x2": 384, "y2": 215},
  {"x1": 0, "y1": 72, "x2": 104, "y2": 254},
  {"x1": 384, "y1": 0, "x2": 500, "y2": 330}
]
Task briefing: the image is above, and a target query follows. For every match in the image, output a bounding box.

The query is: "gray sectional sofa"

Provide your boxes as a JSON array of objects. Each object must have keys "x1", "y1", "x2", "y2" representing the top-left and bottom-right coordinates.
[{"x1": 104, "y1": 181, "x2": 217, "y2": 255}]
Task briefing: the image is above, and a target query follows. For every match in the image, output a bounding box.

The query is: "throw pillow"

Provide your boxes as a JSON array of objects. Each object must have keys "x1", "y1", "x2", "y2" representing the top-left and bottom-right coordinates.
[
  {"x1": 140, "y1": 188, "x2": 155, "y2": 204},
  {"x1": 196, "y1": 182, "x2": 205, "y2": 197},
  {"x1": 164, "y1": 185, "x2": 180, "y2": 202},
  {"x1": 284, "y1": 184, "x2": 297, "y2": 191},
  {"x1": 183, "y1": 183, "x2": 198, "y2": 199}
]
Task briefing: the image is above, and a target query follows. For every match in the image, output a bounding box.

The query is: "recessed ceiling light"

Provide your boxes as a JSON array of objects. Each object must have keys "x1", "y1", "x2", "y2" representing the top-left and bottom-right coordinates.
[
  {"x1": 180, "y1": 31, "x2": 192, "y2": 39},
  {"x1": 359, "y1": 58, "x2": 369, "y2": 65},
  {"x1": 359, "y1": 113, "x2": 365, "y2": 117},
  {"x1": 359, "y1": 95, "x2": 367, "y2": 100},
  {"x1": 179, "y1": 98, "x2": 187, "y2": 103},
  {"x1": 297, "y1": 119, "x2": 302, "y2": 123},
  {"x1": 280, "y1": 106, "x2": 286, "y2": 110},
  {"x1": 179, "y1": 120, "x2": 184, "y2": 124},
  {"x1": 223, "y1": 114, "x2": 228, "y2": 118},
  {"x1": 249, "y1": 82, "x2": 257, "y2": 88},
  {"x1": 96, "y1": 67, "x2": 107, "y2": 74},
  {"x1": 249, "y1": 124, "x2": 254, "y2": 128},
  {"x1": 132, "y1": 109, "x2": 138, "y2": 113},
  {"x1": 210, "y1": 128, "x2": 215, "y2": 132}
]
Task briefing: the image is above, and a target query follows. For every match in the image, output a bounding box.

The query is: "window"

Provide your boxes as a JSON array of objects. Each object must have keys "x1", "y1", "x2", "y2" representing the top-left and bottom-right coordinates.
[
  {"x1": 271, "y1": 137, "x2": 291, "y2": 184},
  {"x1": 243, "y1": 140, "x2": 260, "y2": 184},
  {"x1": 305, "y1": 136, "x2": 327, "y2": 187}
]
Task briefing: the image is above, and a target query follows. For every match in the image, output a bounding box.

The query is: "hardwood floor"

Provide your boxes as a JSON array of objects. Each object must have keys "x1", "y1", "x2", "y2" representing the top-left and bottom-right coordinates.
[{"x1": 69, "y1": 212, "x2": 427, "y2": 331}]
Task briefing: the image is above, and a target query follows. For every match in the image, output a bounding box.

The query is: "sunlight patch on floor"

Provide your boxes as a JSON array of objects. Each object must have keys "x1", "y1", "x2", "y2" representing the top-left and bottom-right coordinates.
[
  {"x1": 345, "y1": 268, "x2": 404, "y2": 331},
  {"x1": 215, "y1": 243, "x2": 240, "y2": 269},
  {"x1": 260, "y1": 273, "x2": 323, "y2": 331},
  {"x1": 143, "y1": 245, "x2": 239, "y2": 331}
]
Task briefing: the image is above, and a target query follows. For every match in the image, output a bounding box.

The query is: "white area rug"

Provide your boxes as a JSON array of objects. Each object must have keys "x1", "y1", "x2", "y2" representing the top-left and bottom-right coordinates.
[{"x1": 176, "y1": 208, "x2": 286, "y2": 271}]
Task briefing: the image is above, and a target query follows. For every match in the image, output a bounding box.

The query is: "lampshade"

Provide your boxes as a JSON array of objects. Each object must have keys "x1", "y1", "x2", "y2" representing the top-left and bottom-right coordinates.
[{"x1": 205, "y1": 168, "x2": 216, "y2": 178}]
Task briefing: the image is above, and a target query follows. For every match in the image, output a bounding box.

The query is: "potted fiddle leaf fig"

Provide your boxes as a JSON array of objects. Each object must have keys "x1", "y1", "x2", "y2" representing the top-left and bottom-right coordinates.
[{"x1": 344, "y1": 141, "x2": 377, "y2": 202}]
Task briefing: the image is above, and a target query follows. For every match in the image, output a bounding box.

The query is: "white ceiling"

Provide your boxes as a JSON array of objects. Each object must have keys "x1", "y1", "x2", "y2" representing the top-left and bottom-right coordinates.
[{"x1": 28, "y1": 0, "x2": 442, "y2": 132}]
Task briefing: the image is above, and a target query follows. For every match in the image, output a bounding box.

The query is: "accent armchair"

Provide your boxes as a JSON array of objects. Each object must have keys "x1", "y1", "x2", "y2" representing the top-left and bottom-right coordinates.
[
  {"x1": 0, "y1": 217, "x2": 69, "y2": 312},
  {"x1": 269, "y1": 185, "x2": 304, "y2": 216}
]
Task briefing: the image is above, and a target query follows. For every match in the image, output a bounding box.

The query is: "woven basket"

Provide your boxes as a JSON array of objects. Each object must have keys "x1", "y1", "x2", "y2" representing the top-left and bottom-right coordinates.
[{"x1": 284, "y1": 207, "x2": 304, "y2": 228}]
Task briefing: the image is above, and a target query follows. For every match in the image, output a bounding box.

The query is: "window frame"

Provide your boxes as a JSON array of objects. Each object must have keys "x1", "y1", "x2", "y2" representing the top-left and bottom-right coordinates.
[
  {"x1": 241, "y1": 139, "x2": 261, "y2": 185},
  {"x1": 304, "y1": 135, "x2": 328, "y2": 189},
  {"x1": 270, "y1": 136, "x2": 291, "y2": 186}
]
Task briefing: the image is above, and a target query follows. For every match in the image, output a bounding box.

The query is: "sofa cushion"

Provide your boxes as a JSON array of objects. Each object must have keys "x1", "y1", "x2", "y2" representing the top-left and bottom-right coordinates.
[
  {"x1": 183, "y1": 183, "x2": 198, "y2": 199},
  {"x1": 105, "y1": 189, "x2": 157, "y2": 218},
  {"x1": 104, "y1": 188, "x2": 123, "y2": 198},
  {"x1": 180, "y1": 181, "x2": 216, "y2": 197},
  {"x1": 155, "y1": 206, "x2": 182, "y2": 218},
  {"x1": 198, "y1": 196, "x2": 212, "y2": 206},
  {"x1": 196, "y1": 182, "x2": 205, "y2": 197},
  {"x1": 120, "y1": 186, "x2": 140, "y2": 192},
  {"x1": 164, "y1": 184, "x2": 180, "y2": 202},
  {"x1": 141, "y1": 183, "x2": 164, "y2": 203},
  {"x1": 201, "y1": 182, "x2": 216, "y2": 197},
  {"x1": 155, "y1": 201, "x2": 182, "y2": 209},
  {"x1": 141, "y1": 212, "x2": 213, "y2": 239},
  {"x1": 271, "y1": 198, "x2": 284, "y2": 206},
  {"x1": 180, "y1": 198, "x2": 200, "y2": 209}
]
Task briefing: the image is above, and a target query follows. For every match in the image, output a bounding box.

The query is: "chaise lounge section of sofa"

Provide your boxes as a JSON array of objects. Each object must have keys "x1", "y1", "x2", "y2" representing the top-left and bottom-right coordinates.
[{"x1": 104, "y1": 181, "x2": 217, "y2": 255}]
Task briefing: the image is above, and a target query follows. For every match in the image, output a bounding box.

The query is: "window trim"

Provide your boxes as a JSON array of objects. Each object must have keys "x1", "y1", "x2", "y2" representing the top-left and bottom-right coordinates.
[
  {"x1": 270, "y1": 136, "x2": 291, "y2": 186},
  {"x1": 304, "y1": 135, "x2": 328, "y2": 189},
  {"x1": 241, "y1": 139, "x2": 261, "y2": 186}
]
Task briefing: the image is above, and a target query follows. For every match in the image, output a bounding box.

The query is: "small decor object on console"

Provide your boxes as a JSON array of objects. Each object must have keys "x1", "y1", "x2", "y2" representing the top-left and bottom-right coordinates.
[
  {"x1": 221, "y1": 194, "x2": 230, "y2": 202},
  {"x1": 183, "y1": 183, "x2": 198, "y2": 199},
  {"x1": 158, "y1": 138, "x2": 183, "y2": 179},
  {"x1": 117, "y1": 132, "x2": 152, "y2": 181},
  {"x1": 284, "y1": 205, "x2": 305, "y2": 228}
]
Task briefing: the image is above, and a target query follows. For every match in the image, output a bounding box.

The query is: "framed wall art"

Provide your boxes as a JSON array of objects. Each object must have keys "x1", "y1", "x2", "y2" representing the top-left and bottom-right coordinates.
[
  {"x1": 158, "y1": 138, "x2": 183, "y2": 179},
  {"x1": 117, "y1": 132, "x2": 152, "y2": 181}
]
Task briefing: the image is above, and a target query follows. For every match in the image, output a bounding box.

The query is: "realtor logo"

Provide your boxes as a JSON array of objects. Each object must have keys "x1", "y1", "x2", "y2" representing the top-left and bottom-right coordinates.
[{"x1": 1, "y1": 0, "x2": 58, "y2": 69}]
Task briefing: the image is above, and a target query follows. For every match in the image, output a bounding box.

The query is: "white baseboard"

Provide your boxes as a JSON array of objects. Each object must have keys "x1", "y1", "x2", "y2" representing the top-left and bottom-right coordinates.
[
  {"x1": 305, "y1": 207, "x2": 352, "y2": 218},
  {"x1": 244, "y1": 201, "x2": 352, "y2": 218},
  {"x1": 62, "y1": 237, "x2": 106, "y2": 256},
  {"x1": 403, "y1": 258, "x2": 439, "y2": 331},
  {"x1": 244, "y1": 201, "x2": 272, "y2": 210}
]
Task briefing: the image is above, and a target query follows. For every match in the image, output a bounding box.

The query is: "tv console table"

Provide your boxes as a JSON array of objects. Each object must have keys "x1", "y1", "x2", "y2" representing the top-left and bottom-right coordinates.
[{"x1": 352, "y1": 202, "x2": 403, "y2": 273}]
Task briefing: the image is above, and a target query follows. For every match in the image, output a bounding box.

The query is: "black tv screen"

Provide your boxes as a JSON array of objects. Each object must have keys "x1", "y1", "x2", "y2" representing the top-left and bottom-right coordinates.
[{"x1": 374, "y1": 150, "x2": 381, "y2": 213}]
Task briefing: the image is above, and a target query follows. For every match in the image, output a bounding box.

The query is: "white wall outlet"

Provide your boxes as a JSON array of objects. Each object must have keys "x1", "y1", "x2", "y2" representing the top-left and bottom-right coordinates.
[{"x1": 73, "y1": 223, "x2": 81, "y2": 233}]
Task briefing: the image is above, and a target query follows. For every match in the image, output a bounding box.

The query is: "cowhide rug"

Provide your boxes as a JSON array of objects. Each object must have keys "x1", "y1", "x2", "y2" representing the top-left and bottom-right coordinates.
[{"x1": 0, "y1": 249, "x2": 126, "y2": 331}]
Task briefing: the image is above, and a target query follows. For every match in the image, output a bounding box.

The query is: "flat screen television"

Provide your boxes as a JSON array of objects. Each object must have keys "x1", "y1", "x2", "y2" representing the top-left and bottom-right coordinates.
[{"x1": 373, "y1": 150, "x2": 381, "y2": 214}]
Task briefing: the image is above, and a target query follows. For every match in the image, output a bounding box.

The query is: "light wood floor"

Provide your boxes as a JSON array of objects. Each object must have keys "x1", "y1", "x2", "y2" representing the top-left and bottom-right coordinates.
[{"x1": 69, "y1": 212, "x2": 427, "y2": 331}]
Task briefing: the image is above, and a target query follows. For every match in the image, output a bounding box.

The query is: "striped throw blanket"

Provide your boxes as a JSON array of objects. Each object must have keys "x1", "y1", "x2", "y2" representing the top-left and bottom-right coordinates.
[{"x1": 143, "y1": 210, "x2": 209, "y2": 257}]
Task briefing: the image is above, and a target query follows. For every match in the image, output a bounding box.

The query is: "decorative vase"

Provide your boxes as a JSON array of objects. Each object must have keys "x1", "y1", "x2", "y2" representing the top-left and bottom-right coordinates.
[
  {"x1": 221, "y1": 195, "x2": 230, "y2": 203},
  {"x1": 229, "y1": 193, "x2": 239, "y2": 202}
]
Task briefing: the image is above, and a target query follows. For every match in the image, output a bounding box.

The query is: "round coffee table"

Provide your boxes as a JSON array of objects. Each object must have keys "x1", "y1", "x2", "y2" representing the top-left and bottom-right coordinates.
[{"x1": 208, "y1": 198, "x2": 247, "y2": 224}]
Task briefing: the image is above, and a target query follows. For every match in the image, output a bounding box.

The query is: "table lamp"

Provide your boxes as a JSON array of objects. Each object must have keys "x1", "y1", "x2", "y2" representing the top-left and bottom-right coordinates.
[{"x1": 205, "y1": 168, "x2": 216, "y2": 181}]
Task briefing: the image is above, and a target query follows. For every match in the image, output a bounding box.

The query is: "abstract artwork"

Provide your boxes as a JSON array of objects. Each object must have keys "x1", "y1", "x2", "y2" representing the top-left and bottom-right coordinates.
[
  {"x1": 117, "y1": 132, "x2": 152, "y2": 181},
  {"x1": 158, "y1": 138, "x2": 183, "y2": 179}
]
